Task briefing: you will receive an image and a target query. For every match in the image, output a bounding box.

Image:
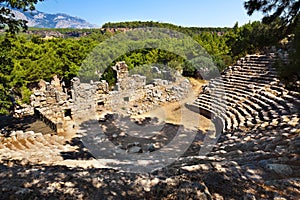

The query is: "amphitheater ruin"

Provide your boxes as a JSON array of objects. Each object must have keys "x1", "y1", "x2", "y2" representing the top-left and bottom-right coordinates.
[{"x1": 0, "y1": 54, "x2": 299, "y2": 199}]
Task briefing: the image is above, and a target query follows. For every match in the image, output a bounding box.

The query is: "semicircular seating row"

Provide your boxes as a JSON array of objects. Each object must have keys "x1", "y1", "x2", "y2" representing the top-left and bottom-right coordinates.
[{"x1": 186, "y1": 54, "x2": 300, "y2": 134}]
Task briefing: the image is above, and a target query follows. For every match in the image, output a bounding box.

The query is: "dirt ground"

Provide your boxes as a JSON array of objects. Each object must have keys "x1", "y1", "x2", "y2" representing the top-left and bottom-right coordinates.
[{"x1": 132, "y1": 78, "x2": 213, "y2": 131}]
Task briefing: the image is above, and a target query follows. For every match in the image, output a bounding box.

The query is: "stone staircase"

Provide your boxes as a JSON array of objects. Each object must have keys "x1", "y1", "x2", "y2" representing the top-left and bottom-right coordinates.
[
  {"x1": 187, "y1": 54, "x2": 300, "y2": 133},
  {"x1": 185, "y1": 54, "x2": 300, "y2": 197},
  {"x1": 0, "y1": 130, "x2": 78, "y2": 164},
  {"x1": 0, "y1": 54, "x2": 300, "y2": 199}
]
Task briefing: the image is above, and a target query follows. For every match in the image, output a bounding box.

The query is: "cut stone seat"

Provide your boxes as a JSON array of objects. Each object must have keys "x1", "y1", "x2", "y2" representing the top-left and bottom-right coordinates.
[
  {"x1": 187, "y1": 102, "x2": 218, "y2": 118},
  {"x1": 223, "y1": 89, "x2": 253, "y2": 99},
  {"x1": 239, "y1": 63, "x2": 272, "y2": 70},
  {"x1": 254, "y1": 93, "x2": 287, "y2": 114},
  {"x1": 242, "y1": 59, "x2": 272, "y2": 64},
  {"x1": 245, "y1": 55, "x2": 272, "y2": 60},
  {"x1": 202, "y1": 98, "x2": 245, "y2": 124},
  {"x1": 223, "y1": 76, "x2": 271, "y2": 87},
  {"x1": 288, "y1": 90, "x2": 300, "y2": 98},
  {"x1": 231, "y1": 68, "x2": 277, "y2": 78},
  {"x1": 34, "y1": 134, "x2": 52, "y2": 146},
  {"x1": 259, "y1": 90, "x2": 291, "y2": 110},
  {"x1": 15, "y1": 138, "x2": 32, "y2": 149},
  {"x1": 247, "y1": 95, "x2": 287, "y2": 119},
  {"x1": 10, "y1": 140, "x2": 27, "y2": 150},
  {"x1": 234, "y1": 66, "x2": 274, "y2": 73},
  {"x1": 226, "y1": 75, "x2": 277, "y2": 85},
  {"x1": 239, "y1": 57, "x2": 270, "y2": 62},
  {"x1": 231, "y1": 69, "x2": 278, "y2": 78},
  {"x1": 210, "y1": 81, "x2": 256, "y2": 93},
  {"x1": 209, "y1": 90, "x2": 244, "y2": 104},
  {"x1": 195, "y1": 97, "x2": 245, "y2": 130},
  {"x1": 210, "y1": 81, "x2": 253, "y2": 92},
  {"x1": 44, "y1": 134, "x2": 64, "y2": 146},
  {"x1": 51, "y1": 135, "x2": 65, "y2": 145},
  {"x1": 5, "y1": 142, "x2": 19, "y2": 151},
  {"x1": 241, "y1": 98, "x2": 268, "y2": 121},
  {"x1": 194, "y1": 98, "x2": 226, "y2": 114},
  {"x1": 228, "y1": 106, "x2": 246, "y2": 128},
  {"x1": 26, "y1": 135, "x2": 44, "y2": 147},
  {"x1": 209, "y1": 86, "x2": 253, "y2": 99},
  {"x1": 245, "y1": 60, "x2": 272, "y2": 65},
  {"x1": 206, "y1": 92, "x2": 239, "y2": 109},
  {"x1": 194, "y1": 98, "x2": 231, "y2": 117},
  {"x1": 228, "y1": 112, "x2": 239, "y2": 130},
  {"x1": 247, "y1": 95, "x2": 271, "y2": 110},
  {"x1": 230, "y1": 71, "x2": 279, "y2": 82},
  {"x1": 24, "y1": 138, "x2": 42, "y2": 149},
  {"x1": 239, "y1": 101, "x2": 260, "y2": 116},
  {"x1": 233, "y1": 104, "x2": 252, "y2": 118},
  {"x1": 283, "y1": 94, "x2": 300, "y2": 105},
  {"x1": 217, "y1": 112, "x2": 232, "y2": 131},
  {"x1": 214, "y1": 115, "x2": 227, "y2": 132},
  {"x1": 204, "y1": 91, "x2": 248, "y2": 110},
  {"x1": 229, "y1": 72, "x2": 276, "y2": 81},
  {"x1": 268, "y1": 85, "x2": 286, "y2": 96}
]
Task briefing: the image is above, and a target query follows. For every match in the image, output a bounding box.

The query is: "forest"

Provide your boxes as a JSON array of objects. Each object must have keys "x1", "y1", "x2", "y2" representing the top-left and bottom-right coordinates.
[{"x1": 0, "y1": 18, "x2": 298, "y2": 114}]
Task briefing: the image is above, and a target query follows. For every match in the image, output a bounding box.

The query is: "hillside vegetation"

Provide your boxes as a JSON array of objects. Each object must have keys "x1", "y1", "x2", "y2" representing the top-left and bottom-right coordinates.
[{"x1": 0, "y1": 20, "x2": 293, "y2": 114}]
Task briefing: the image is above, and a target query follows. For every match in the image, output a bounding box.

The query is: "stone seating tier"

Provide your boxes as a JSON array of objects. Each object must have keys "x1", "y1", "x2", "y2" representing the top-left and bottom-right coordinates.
[{"x1": 187, "y1": 54, "x2": 300, "y2": 134}]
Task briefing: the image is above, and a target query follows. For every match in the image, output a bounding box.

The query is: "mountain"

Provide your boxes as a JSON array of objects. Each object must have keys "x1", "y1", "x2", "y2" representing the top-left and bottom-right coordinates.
[{"x1": 11, "y1": 9, "x2": 98, "y2": 29}]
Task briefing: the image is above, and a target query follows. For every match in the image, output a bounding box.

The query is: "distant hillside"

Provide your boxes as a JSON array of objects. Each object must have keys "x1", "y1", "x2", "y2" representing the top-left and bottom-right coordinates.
[
  {"x1": 11, "y1": 9, "x2": 98, "y2": 29},
  {"x1": 102, "y1": 21, "x2": 231, "y2": 35}
]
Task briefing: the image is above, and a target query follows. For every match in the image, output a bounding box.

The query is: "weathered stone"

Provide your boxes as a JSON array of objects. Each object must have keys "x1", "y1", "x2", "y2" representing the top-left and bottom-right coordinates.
[
  {"x1": 127, "y1": 146, "x2": 142, "y2": 153},
  {"x1": 266, "y1": 164, "x2": 293, "y2": 175},
  {"x1": 147, "y1": 143, "x2": 156, "y2": 152}
]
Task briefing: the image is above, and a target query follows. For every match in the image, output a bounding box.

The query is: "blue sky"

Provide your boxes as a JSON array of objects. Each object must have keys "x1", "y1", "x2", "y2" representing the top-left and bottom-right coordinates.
[{"x1": 36, "y1": 0, "x2": 263, "y2": 27}]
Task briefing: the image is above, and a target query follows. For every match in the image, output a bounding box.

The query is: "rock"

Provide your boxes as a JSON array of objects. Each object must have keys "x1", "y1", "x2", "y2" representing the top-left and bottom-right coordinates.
[
  {"x1": 264, "y1": 143, "x2": 276, "y2": 151},
  {"x1": 243, "y1": 193, "x2": 256, "y2": 200},
  {"x1": 15, "y1": 188, "x2": 32, "y2": 196},
  {"x1": 127, "y1": 146, "x2": 142, "y2": 153},
  {"x1": 266, "y1": 164, "x2": 293, "y2": 176},
  {"x1": 147, "y1": 143, "x2": 156, "y2": 152},
  {"x1": 258, "y1": 159, "x2": 272, "y2": 168},
  {"x1": 274, "y1": 197, "x2": 287, "y2": 200},
  {"x1": 15, "y1": 130, "x2": 24, "y2": 135},
  {"x1": 151, "y1": 66, "x2": 161, "y2": 74},
  {"x1": 114, "y1": 146, "x2": 126, "y2": 154},
  {"x1": 24, "y1": 131, "x2": 35, "y2": 136},
  {"x1": 226, "y1": 150, "x2": 243, "y2": 156}
]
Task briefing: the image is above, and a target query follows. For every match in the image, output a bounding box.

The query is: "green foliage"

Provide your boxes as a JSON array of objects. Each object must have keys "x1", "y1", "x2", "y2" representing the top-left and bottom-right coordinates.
[
  {"x1": 244, "y1": 0, "x2": 300, "y2": 87},
  {"x1": 244, "y1": 0, "x2": 300, "y2": 34},
  {"x1": 0, "y1": 76, "x2": 12, "y2": 115},
  {"x1": 276, "y1": 21, "x2": 300, "y2": 88},
  {"x1": 224, "y1": 21, "x2": 282, "y2": 61},
  {"x1": 0, "y1": 32, "x2": 102, "y2": 114},
  {"x1": 0, "y1": 19, "x2": 288, "y2": 114},
  {"x1": 0, "y1": 0, "x2": 44, "y2": 34},
  {"x1": 100, "y1": 66, "x2": 117, "y2": 87},
  {"x1": 102, "y1": 21, "x2": 231, "y2": 36}
]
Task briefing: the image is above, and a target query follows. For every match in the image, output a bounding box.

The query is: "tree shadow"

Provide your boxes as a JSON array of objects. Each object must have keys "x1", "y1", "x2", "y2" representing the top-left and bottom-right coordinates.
[{"x1": 0, "y1": 115, "x2": 55, "y2": 136}]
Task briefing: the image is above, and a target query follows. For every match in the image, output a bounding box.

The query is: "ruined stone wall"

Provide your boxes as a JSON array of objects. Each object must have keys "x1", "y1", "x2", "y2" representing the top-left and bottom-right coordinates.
[{"x1": 30, "y1": 62, "x2": 192, "y2": 133}]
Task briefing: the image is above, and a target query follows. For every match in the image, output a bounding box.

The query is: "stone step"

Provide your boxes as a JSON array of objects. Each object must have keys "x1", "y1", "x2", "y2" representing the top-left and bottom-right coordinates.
[
  {"x1": 224, "y1": 75, "x2": 276, "y2": 85},
  {"x1": 233, "y1": 69, "x2": 278, "y2": 77},
  {"x1": 222, "y1": 77, "x2": 270, "y2": 88},
  {"x1": 230, "y1": 72, "x2": 279, "y2": 83},
  {"x1": 194, "y1": 98, "x2": 243, "y2": 130},
  {"x1": 210, "y1": 82, "x2": 256, "y2": 94}
]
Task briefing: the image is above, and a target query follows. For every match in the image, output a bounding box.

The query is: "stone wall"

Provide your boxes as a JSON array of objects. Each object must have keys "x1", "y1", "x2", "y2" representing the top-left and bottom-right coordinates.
[{"x1": 30, "y1": 62, "x2": 191, "y2": 133}]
